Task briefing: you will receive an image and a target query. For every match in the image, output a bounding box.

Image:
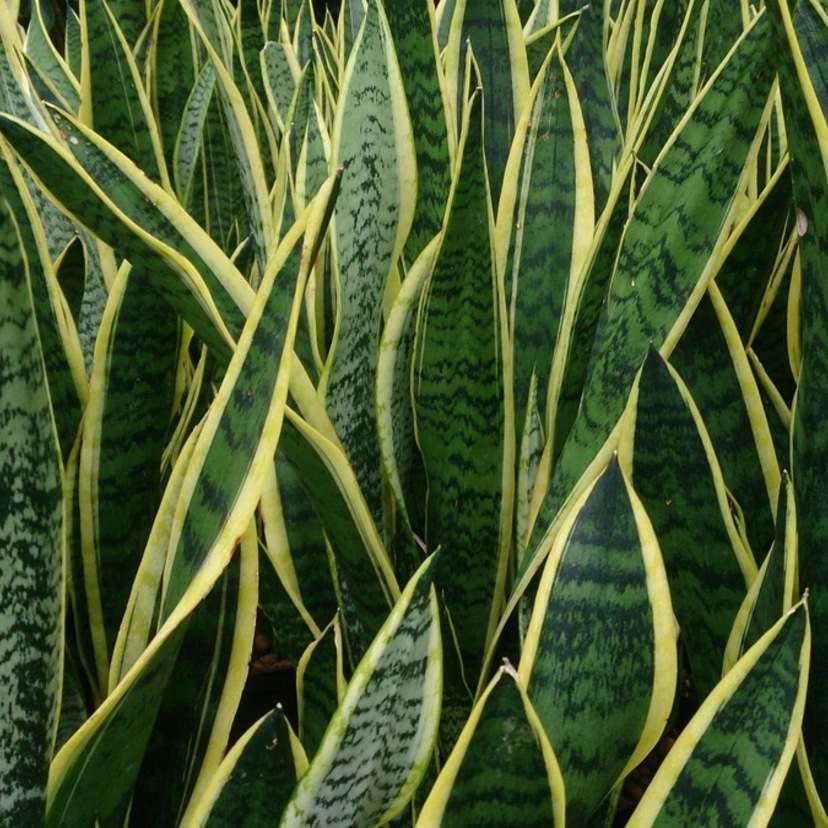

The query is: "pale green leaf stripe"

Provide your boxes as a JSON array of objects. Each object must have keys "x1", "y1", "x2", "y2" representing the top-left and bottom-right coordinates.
[
  {"x1": 629, "y1": 601, "x2": 810, "y2": 827},
  {"x1": 0, "y1": 200, "x2": 63, "y2": 828},
  {"x1": 523, "y1": 13, "x2": 775, "y2": 579},
  {"x1": 520, "y1": 457, "x2": 677, "y2": 825},
  {"x1": 281, "y1": 553, "x2": 441, "y2": 828},
  {"x1": 324, "y1": 0, "x2": 416, "y2": 519},
  {"x1": 418, "y1": 665, "x2": 565, "y2": 827}
]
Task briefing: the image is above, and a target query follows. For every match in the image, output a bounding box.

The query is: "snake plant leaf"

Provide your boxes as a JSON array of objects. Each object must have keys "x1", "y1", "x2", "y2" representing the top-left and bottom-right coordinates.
[
  {"x1": 516, "y1": 371, "x2": 543, "y2": 558},
  {"x1": 146, "y1": 527, "x2": 262, "y2": 827},
  {"x1": 280, "y1": 553, "x2": 441, "y2": 828},
  {"x1": 670, "y1": 287, "x2": 777, "y2": 564},
  {"x1": 150, "y1": 0, "x2": 197, "y2": 181},
  {"x1": 767, "y1": 0, "x2": 828, "y2": 799},
  {"x1": 413, "y1": 90, "x2": 512, "y2": 684},
  {"x1": 102, "y1": 0, "x2": 146, "y2": 49},
  {"x1": 520, "y1": 456, "x2": 677, "y2": 825},
  {"x1": 627, "y1": 347, "x2": 754, "y2": 701},
  {"x1": 628, "y1": 600, "x2": 810, "y2": 827},
  {"x1": 78, "y1": 262, "x2": 179, "y2": 682},
  {"x1": 726, "y1": 475, "x2": 796, "y2": 670},
  {"x1": 376, "y1": 234, "x2": 438, "y2": 536},
  {"x1": 178, "y1": 0, "x2": 275, "y2": 270},
  {"x1": 79, "y1": 0, "x2": 166, "y2": 184},
  {"x1": 296, "y1": 618, "x2": 345, "y2": 759},
  {"x1": 47, "y1": 527, "x2": 253, "y2": 828},
  {"x1": 0, "y1": 199, "x2": 64, "y2": 828},
  {"x1": 131, "y1": 541, "x2": 251, "y2": 827},
  {"x1": 443, "y1": 0, "x2": 528, "y2": 205},
  {"x1": 64, "y1": 7, "x2": 81, "y2": 81},
  {"x1": 279, "y1": 410, "x2": 398, "y2": 644},
  {"x1": 47, "y1": 621, "x2": 186, "y2": 828},
  {"x1": 174, "y1": 61, "x2": 218, "y2": 206},
  {"x1": 261, "y1": 41, "x2": 300, "y2": 135},
  {"x1": 498, "y1": 42, "x2": 593, "y2": 437},
  {"x1": 0, "y1": 13, "x2": 47, "y2": 127},
  {"x1": 0, "y1": 110, "x2": 253, "y2": 362},
  {"x1": 524, "y1": 12, "x2": 775, "y2": 580},
  {"x1": 262, "y1": 452, "x2": 338, "y2": 637},
  {"x1": 418, "y1": 664, "x2": 565, "y2": 827},
  {"x1": 384, "y1": 0, "x2": 452, "y2": 262},
  {"x1": 23, "y1": 1, "x2": 80, "y2": 113},
  {"x1": 324, "y1": 0, "x2": 416, "y2": 520},
  {"x1": 188, "y1": 708, "x2": 307, "y2": 828},
  {"x1": 715, "y1": 164, "x2": 793, "y2": 344},
  {"x1": 563, "y1": 2, "x2": 620, "y2": 213},
  {"x1": 0, "y1": 152, "x2": 86, "y2": 463},
  {"x1": 160, "y1": 176, "x2": 338, "y2": 620}
]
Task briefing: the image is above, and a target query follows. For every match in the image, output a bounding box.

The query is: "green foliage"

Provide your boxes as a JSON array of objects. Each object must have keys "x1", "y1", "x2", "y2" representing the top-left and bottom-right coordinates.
[{"x1": 0, "y1": 0, "x2": 826, "y2": 825}]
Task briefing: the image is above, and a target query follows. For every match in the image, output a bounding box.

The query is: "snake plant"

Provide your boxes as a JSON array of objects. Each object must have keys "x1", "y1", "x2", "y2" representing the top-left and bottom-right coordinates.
[{"x1": 1, "y1": 0, "x2": 826, "y2": 825}]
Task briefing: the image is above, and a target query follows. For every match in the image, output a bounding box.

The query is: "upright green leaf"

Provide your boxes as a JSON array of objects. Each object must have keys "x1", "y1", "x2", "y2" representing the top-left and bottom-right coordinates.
[
  {"x1": 521, "y1": 457, "x2": 677, "y2": 825},
  {"x1": 524, "y1": 13, "x2": 775, "y2": 580},
  {"x1": 629, "y1": 348, "x2": 754, "y2": 700},
  {"x1": 413, "y1": 91, "x2": 510, "y2": 683},
  {"x1": 280, "y1": 553, "x2": 442, "y2": 827},
  {"x1": 629, "y1": 601, "x2": 810, "y2": 827},
  {"x1": 324, "y1": 0, "x2": 416, "y2": 520},
  {"x1": 0, "y1": 198, "x2": 63, "y2": 828},
  {"x1": 79, "y1": 0, "x2": 166, "y2": 183},
  {"x1": 384, "y1": 0, "x2": 452, "y2": 261},
  {"x1": 443, "y1": 0, "x2": 528, "y2": 205},
  {"x1": 767, "y1": 0, "x2": 828, "y2": 800},
  {"x1": 418, "y1": 665, "x2": 565, "y2": 827}
]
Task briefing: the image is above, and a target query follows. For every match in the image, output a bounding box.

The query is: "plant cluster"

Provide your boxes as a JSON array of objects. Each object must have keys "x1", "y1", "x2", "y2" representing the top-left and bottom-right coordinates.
[{"x1": 1, "y1": 0, "x2": 827, "y2": 825}]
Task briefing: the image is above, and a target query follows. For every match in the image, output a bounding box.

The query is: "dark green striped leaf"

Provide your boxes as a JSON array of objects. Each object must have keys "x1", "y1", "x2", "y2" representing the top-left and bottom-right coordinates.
[
  {"x1": 280, "y1": 553, "x2": 441, "y2": 827},
  {"x1": 413, "y1": 91, "x2": 509, "y2": 682},
  {"x1": 767, "y1": 0, "x2": 828, "y2": 799},
  {"x1": 384, "y1": 0, "x2": 451, "y2": 261},
  {"x1": 418, "y1": 665, "x2": 564, "y2": 827},
  {"x1": 629, "y1": 601, "x2": 810, "y2": 826},
  {"x1": 525, "y1": 13, "x2": 775, "y2": 578},
  {"x1": 80, "y1": 0, "x2": 164, "y2": 181},
  {"x1": 78, "y1": 263, "x2": 179, "y2": 679},
  {"x1": 202, "y1": 709, "x2": 306, "y2": 827},
  {"x1": 444, "y1": 0, "x2": 528, "y2": 205},
  {"x1": 630, "y1": 347, "x2": 754, "y2": 700},
  {"x1": 0, "y1": 198, "x2": 63, "y2": 828},
  {"x1": 160, "y1": 178, "x2": 338, "y2": 619},
  {"x1": 521, "y1": 457, "x2": 677, "y2": 825}
]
